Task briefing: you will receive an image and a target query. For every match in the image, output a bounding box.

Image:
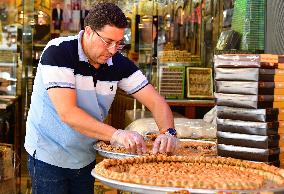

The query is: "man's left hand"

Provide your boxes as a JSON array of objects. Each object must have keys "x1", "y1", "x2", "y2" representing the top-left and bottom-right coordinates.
[{"x1": 152, "y1": 134, "x2": 178, "y2": 154}]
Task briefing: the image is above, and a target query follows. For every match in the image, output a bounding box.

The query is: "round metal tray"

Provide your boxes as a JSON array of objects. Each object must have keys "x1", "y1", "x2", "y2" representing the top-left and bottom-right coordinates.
[
  {"x1": 94, "y1": 139, "x2": 216, "y2": 159},
  {"x1": 94, "y1": 144, "x2": 136, "y2": 159},
  {"x1": 92, "y1": 170, "x2": 284, "y2": 194}
]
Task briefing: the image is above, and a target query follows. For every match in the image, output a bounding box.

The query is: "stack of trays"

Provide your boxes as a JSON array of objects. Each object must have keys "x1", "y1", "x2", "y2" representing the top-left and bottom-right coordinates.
[
  {"x1": 278, "y1": 54, "x2": 284, "y2": 164},
  {"x1": 214, "y1": 54, "x2": 284, "y2": 166}
]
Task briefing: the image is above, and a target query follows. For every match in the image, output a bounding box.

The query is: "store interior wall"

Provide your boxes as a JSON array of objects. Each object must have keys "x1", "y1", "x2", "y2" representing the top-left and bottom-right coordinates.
[{"x1": 1, "y1": 0, "x2": 284, "y2": 192}]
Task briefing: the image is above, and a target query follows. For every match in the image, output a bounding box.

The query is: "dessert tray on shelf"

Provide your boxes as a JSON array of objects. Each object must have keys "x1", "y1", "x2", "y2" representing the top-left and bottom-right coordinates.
[{"x1": 93, "y1": 155, "x2": 284, "y2": 194}]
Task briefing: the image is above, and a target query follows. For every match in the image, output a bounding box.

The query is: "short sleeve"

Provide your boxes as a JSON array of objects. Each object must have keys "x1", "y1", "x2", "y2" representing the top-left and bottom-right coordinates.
[
  {"x1": 118, "y1": 70, "x2": 148, "y2": 94},
  {"x1": 113, "y1": 53, "x2": 149, "y2": 94},
  {"x1": 39, "y1": 43, "x2": 76, "y2": 90}
]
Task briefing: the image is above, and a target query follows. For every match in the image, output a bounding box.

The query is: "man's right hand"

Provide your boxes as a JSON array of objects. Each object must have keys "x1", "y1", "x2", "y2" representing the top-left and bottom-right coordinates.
[{"x1": 110, "y1": 129, "x2": 147, "y2": 155}]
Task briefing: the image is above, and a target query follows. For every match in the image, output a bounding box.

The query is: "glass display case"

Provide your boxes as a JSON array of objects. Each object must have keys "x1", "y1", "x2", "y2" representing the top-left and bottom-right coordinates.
[
  {"x1": 0, "y1": 51, "x2": 18, "y2": 96},
  {"x1": 15, "y1": 0, "x2": 223, "y2": 101},
  {"x1": 0, "y1": 1, "x2": 18, "y2": 51},
  {"x1": 0, "y1": 0, "x2": 28, "y2": 190},
  {"x1": 137, "y1": 14, "x2": 157, "y2": 86},
  {"x1": 0, "y1": 0, "x2": 19, "y2": 97},
  {"x1": 16, "y1": 0, "x2": 224, "y2": 130},
  {"x1": 131, "y1": 0, "x2": 217, "y2": 100}
]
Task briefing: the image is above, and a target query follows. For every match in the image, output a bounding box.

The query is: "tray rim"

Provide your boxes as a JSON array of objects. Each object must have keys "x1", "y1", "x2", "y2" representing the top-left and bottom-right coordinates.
[{"x1": 94, "y1": 145, "x2": 136, "y2": 158}]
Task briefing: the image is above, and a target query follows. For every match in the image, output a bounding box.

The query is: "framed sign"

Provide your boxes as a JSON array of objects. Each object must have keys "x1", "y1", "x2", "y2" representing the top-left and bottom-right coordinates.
[
  {"x1": 158, "y1": 65, "x2": 185, "y2": 99},
  {"x1": 186, "y1": 67, "x2": 213, "y2": 98}
]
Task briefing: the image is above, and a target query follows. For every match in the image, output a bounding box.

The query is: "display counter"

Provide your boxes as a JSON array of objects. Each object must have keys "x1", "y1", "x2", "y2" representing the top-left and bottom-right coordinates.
[{"x1": 0, "y1": 96, "x2": 21, "y2": 179}]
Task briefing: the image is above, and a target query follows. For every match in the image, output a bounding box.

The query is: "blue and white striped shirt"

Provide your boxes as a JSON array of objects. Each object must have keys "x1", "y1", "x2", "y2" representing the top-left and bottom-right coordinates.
[{"x1": 25, "y1": 31, "x2": 148, "y2": 169}]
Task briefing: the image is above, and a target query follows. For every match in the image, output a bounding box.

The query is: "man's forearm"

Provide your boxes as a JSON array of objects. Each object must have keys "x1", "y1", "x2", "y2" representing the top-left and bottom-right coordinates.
[
  {"x1": 131, "y1": 84, "x2": 174, "y2": 132},
  {"x1": 60, "y1": 106, "x2": 117, "y2": 141},
  {"x1": 151, "y1": 99, "x2": 174, "y2": 132}
]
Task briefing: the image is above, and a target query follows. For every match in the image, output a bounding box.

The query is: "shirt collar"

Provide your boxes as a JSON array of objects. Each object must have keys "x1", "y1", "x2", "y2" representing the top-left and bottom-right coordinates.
[
  {"x1": 78, "y1": 30, "x2": 88, "y2": 62},
  {"x1": 77, "y1": 30, "x2": 113, "y2": 66}
]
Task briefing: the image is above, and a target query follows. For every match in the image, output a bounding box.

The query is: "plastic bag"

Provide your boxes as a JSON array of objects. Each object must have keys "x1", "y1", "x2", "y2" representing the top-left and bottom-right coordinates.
[{"x1": 125, "y1": 118, "x2": 216, "y2": 139}]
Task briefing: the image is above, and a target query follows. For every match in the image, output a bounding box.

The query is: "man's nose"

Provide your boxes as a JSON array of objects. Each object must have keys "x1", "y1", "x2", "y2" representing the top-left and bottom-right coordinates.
[{"x1": 107, "y1": 46, "x2": 117, "y2": 55}]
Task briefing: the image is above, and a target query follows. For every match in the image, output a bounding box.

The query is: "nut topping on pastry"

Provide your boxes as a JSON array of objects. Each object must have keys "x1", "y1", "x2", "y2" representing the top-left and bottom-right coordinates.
[
  {"x1": 95, "y1": 155, "x2": 284, "y2": 190},
  {"x1": 96, "y1": 140, "x2": 216, "y2": 156}
]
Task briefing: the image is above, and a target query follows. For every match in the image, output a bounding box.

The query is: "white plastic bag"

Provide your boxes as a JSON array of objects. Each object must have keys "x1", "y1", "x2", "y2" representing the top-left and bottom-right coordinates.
[{"x1": 125, "y1": 118, "x2": 216, "y2": 139}]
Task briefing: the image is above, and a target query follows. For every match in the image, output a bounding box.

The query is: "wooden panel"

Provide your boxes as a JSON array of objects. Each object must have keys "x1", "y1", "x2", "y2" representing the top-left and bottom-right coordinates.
[
  {"x1": 109, "y1": 89, "x2": 137, "y2": 129},
  {"x1": 265, "y1": 0, "x2": 284, "y2": 54}
]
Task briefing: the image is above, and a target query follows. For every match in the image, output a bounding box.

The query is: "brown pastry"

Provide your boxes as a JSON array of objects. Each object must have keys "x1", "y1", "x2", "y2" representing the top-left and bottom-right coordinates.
[
  {"x1": 96, "y1": 140, "x2": 217, "y2": 156},
  {"x1": 95, "y1": 155, "x2": 284, "y2": 190}
]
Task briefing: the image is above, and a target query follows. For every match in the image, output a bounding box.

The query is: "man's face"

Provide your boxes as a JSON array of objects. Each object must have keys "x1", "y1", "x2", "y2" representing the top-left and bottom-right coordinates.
[{"x1": 83, "y1": 25, "x2": 125, "y2": 67}]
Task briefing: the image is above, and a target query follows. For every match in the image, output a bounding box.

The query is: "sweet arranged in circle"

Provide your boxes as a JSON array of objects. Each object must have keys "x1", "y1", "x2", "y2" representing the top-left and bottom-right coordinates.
[
  {"x1": 95, "y1": 155, "x2": 284, "y2": 190},
  {"x1": 96, "y1": 140, "x2": 217, "y2": 156}
]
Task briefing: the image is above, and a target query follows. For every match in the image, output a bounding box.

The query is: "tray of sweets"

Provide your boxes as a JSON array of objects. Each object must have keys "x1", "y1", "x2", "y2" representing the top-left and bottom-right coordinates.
[
  {"x1": 93, "y1": 155, "x2": 284, "y2": 194},
  {"x1": 94, "y1": 139, "x2": 216, "y2": 159},
  {"x1": 158, "y1": 66, "x2": 185, "y2": 99},
  {"x1": 94, "y1": 144, "x2": 136, "y2": 159},
  {"x1": 92, "y1": 171, "x2": 284, "y2": 194},
  {"x1": 186, "y1": 67, "x2": 213, "y2": 98}
]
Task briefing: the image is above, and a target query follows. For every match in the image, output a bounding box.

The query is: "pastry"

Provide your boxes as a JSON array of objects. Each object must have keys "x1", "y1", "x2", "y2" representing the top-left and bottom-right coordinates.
[
  {"x1": 95, "y1": 155, "x2": 284, "y2": 190},
  {"x1": 95, "y1": 140, "x2": 216, "y2": 156}
]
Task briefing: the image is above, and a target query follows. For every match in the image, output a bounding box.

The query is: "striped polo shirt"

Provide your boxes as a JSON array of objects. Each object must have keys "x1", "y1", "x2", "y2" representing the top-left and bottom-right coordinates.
[{"x1": 25, "y1": 30, "x2": 148, "y2": 169}]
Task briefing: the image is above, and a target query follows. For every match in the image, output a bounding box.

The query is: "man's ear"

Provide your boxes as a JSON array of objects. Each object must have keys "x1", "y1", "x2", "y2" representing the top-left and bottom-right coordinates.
[{"x1": 84, "y1": 26, "x2": 93, "y2": 36}]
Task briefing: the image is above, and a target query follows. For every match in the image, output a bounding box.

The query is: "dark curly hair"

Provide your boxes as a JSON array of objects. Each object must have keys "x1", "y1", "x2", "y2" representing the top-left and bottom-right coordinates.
[{"x1": 84, "y1": 3, "x2": 128, "y2": 30}]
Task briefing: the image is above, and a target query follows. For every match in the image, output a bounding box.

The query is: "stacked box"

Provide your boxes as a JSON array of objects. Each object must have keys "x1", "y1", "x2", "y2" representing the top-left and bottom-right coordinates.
[
  {"x1": 214, "y1": 54, "x2": 283, "y2": 166},
  {"x1": 279, "y1": 55, "x2": 284, "y2": 63},
  {"x1": 276, "y1": 56, "x2": 284, "y2": 166}
]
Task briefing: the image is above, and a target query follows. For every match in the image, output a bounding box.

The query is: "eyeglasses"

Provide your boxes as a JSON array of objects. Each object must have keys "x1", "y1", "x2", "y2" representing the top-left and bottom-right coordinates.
[{"x1": 93, "y1": 30, "x2": 125, "y2": 50}]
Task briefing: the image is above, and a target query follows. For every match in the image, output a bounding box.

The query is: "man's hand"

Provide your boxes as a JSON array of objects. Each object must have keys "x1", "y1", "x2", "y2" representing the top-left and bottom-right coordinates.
[
  {"x1": 152, "y1": 134, "x2": 178, "y2": 154},
  {"x1": 110, "y1": 129, "x2": 147, "y2": 155}
]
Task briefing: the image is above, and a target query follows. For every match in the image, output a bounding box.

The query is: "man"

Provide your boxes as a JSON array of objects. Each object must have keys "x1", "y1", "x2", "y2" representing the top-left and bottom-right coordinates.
[
  {"x1": 71, "y1": 3, "x2": 80, "y2": 32},
  {"x1": 80, "y1": 4, "x2": 89, "y2": 30},
  {"x1": 62, "y1": 3, "x2": 72, "y2": 31},
  {"x1": 52, "y1": 3, "x2": 63, "y2": 31},
  {"x1": 25, "y1": 3, "x2": 178, "y2": 194}
]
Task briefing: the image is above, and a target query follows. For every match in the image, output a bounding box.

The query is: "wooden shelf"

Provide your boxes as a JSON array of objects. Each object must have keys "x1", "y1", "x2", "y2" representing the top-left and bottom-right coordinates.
[{"x1": 166, "y1": 99, "x2": 215, "y2": 118}]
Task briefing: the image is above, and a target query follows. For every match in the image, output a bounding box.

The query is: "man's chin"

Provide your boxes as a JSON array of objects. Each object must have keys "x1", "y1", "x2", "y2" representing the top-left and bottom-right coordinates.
[{"x1": 99, "y1": 58, "x2": 109, "y2": 64}]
